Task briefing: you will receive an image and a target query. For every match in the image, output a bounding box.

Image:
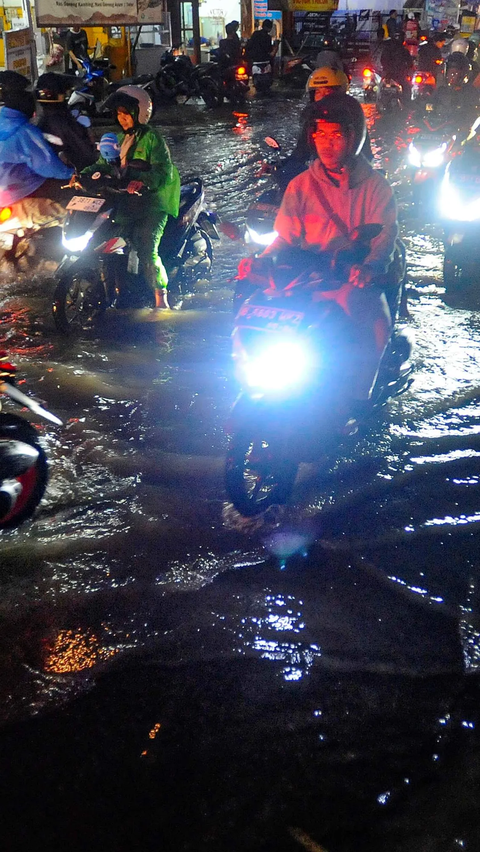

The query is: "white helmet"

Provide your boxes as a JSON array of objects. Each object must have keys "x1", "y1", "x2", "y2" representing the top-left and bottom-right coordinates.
[
  {"x1": 114, "y1": 85, "x2": 153, "y2": 124},
  {"x1": 450, "y1": 37, "x2": 469, "y2": 55}
]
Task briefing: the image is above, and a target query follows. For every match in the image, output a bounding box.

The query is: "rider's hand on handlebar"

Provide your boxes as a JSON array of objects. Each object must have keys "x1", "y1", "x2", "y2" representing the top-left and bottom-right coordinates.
[
  {"x1": 68, "y1": 173, "x2": 83, "y2": 190},
  {"x1": 349, "y1": 264, "x2": 373, "y2": 289},
  {"x1": 126, "y1": 180, "x2": 144, "y2": 195}
]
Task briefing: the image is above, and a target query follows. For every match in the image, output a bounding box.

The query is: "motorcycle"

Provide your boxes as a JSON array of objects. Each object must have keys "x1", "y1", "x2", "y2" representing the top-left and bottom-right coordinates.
[
  {"x1": 203, "y1": 49, "x2": 250, "y2": 106},
  {"x1": 105, "y1": 74, "x2": 159, "y2": 115},
  {"x1": 51, "y1": 175, "x2": 220, "y2": 333},
  {"x1": 67, "y1": 56, "x2": 114, "y2": 118},
  {"x1": 362, "y1": 65, "x2": 381, "y2": 102},
  {"x1": 410, "y1": 69, "x2": 437, "y2": 113},
  {"x1": 376, "y1": 76, "x2": 404, "y2": 114},
  {"x1": 282, "y1": 53, "x2": 316, "y2": 89},
  {"x1": 405, "y1": 117, "x2": 458, "y2": 211},
  {"x1": 225, "y1": 227, "x2": 413, "y2": 516},
  {"x1": 439, "y1": 135, "x2": 480, "y2": 295},
  {"x1": 0, "y1": 362, "x2": 62, "y2": 528},
  {"x1": 154, "y1": 49, "x2": 197, "y2": 103}
]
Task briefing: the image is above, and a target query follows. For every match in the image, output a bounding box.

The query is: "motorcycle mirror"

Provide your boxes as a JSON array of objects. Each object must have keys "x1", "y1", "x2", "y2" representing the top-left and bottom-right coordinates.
[
  {"x1": 2, "y1": 383, "x2": 63, "y2": 426},
  {"x1": 264, "y1": 136, "x2": 281, "y2": 150},
  {"x1": 350, "y1": 224, "x2": 383, "y2": 242}
]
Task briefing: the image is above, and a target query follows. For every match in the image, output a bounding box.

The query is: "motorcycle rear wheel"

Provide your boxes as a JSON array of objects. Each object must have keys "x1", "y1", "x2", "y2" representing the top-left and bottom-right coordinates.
[
  {"x1": 225, "y1": 432, "x2": 297, "y2": 516},
  {"x1": 52, "y1": 270, "x2": 106, "y2": 334},
  {"x1": 0, "y1": 416, "x2": 48, "y2": 528}
]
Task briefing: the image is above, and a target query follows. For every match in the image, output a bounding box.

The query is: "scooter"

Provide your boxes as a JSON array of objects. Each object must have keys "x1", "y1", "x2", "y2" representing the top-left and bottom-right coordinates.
[
  {"x1": 154, "y1": 49, "x2": 197, "y2": 103},
  {"x1": 52, "y1": 175, "x2": 220, "y2": 333},
  {"x1": 0, "y1": 361, "x2": 62, "y2": 528},
  {"x1": 410, "y1": 69, "x2": 437, "y2": 113},
  {"x1": 225, "y1": 227, "x2": 413, "y2": 517},
  {"x1": 67, "y1": 56, "x2": 113, "y2": 118},
  {"x1": 282, "y1": 53, "x2": 316, "y2": 89}
]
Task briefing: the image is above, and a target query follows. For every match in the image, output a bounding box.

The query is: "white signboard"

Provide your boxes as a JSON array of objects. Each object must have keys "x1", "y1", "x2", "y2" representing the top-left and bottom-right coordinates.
[
  {"x1": 5, "y1": 28, "x2": 34, "y2": 81},
  {"x1": 34, "y1": 0, "x2": 166, "y2": 26}
]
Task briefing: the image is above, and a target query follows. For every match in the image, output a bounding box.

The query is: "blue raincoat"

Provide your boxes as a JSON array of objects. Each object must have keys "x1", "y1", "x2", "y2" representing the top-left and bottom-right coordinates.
[{"x1": 0, "y1": 106, "x2": 73, "y2": 206}]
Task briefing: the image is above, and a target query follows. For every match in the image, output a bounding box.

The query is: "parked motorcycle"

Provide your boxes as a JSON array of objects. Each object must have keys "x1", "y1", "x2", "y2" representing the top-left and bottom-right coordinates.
[
  {"x1": 205, "y1": 49, "x2": 250, "y2": 106},
  {"x1": 67, "y1": 56, "x2": 114, "y2": 118},
  {"x1": 154, "y1": 49, "x2": 197, "y2": 103},
  {"x1": 439, "y1": 137, "x2": 480, "y2": 295},
  {"x1": 105, "y1": 74, "x2": 159, "y2": 115},
  {"x1": 0, "y1": 360, "x2": 62, "y2": 528},
  {"x1": 282, "y1": 53, "x2": 316, "y2": 89},
  {"x1": 225, "y1": 227, "x2": 413, "y2": 516},
  {"x1": 52, "y1": 175, "x2": 220, "y2": 333}
]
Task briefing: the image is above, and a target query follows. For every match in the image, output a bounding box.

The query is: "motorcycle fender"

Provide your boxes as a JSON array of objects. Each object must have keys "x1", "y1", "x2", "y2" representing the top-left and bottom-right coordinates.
[
  {"x1": 227, "y1": 393, "x2": 288, "y2": 437},
  {"x1": 54, "y1": 253, "x2": 80, "y2": 275},
  {"x1": 197, "y1": 211, "x2": 220, "y2": 240}
]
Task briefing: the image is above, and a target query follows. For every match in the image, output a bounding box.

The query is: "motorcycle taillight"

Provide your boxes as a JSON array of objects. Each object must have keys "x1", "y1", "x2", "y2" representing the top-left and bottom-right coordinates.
[{"x1": 0, "y1": 207, "x2": 12, "y2": 223}]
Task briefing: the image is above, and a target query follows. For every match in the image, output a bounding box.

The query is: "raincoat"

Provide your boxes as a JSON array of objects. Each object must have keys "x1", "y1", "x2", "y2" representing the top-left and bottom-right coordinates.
[
  {"x1": 82, "y1": 123, "x2": 180, "y2": 218},
  {"x1": 0, "y1": 106, "x2": 73, "y2": 206}
]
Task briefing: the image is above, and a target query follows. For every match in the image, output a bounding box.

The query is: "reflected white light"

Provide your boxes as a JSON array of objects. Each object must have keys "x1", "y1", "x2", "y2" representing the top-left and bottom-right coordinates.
[
  {"x1": 408, "y1": 141, "x2": 446, "y2": 169},
  {"x1": 246, "y1": 225, "x2": 278, "y2": 246},
  {"x1": 244, "y1": 340, "x2": 312, "y2": 391},
  {"x1": 62, "y1": 230, "x2": 93, "y2": 253},
  {"x1": 440, "y1": 170, "x2": 480, "y2": 221}
]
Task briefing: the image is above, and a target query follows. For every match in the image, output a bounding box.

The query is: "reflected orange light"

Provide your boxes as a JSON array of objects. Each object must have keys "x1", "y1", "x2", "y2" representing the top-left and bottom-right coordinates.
[{"x1": 43, "y1": 628, "x2": 118, "y2": 673}]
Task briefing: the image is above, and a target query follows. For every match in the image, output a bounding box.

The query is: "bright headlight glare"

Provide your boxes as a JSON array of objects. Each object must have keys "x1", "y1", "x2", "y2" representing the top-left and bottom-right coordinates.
[
  {"x1": 62, "y1": 230, "x2": 93, "y2": 253},
  {"x1": 243, "y1": 340, "x2": 311, "y2": 391},
  {"x1": 422, "y1": 143, "x2": 447, "y2": 168},
  {"x1": 246, "y1": 225, "x2": 278, "y2": 246},
  {"x1": 408, "y1": 142, "x2": 421, "y2": 168},
  {"x1": 440, "y1": 173, "x2": 480, "y2": 221}
]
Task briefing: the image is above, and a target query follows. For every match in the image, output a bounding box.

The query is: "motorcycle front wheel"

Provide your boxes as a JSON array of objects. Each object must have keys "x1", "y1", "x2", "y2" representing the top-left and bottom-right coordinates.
[
  {"x1": 200, "y1": 78, "x2": 223, "y2": 108},
  {"x1": 52, "y1": 269, "x2": 106, "y2": 334},
  {"x1": 225, "y1": 432, "x2": 298, "y2": 516},
  {"x1": 0, "y1": 415, "x2": 48, "y2": 528}
]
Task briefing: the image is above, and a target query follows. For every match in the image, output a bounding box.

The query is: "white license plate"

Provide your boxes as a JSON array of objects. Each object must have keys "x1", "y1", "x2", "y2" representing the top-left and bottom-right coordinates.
[{"x1": 66, "y1": 196, "x2": 105, "y2": 213}]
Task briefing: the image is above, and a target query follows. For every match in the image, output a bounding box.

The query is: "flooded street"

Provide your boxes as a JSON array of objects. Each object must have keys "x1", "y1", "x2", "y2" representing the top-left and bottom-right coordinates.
[{"x1": 0, "y1": 86, "x2": 479, "y2": 851}]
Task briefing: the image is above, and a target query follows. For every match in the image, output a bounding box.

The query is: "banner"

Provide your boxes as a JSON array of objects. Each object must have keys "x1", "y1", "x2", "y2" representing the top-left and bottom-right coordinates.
[
  {"x1": 34, "y1": 0, "x2": 166, "y2": 27},
  {"x1": 5, "y1": 28, "x2": 34, "y2": 81},
  {"x1": 289, "y1": 0, "x2": 338, "y2": 10}
]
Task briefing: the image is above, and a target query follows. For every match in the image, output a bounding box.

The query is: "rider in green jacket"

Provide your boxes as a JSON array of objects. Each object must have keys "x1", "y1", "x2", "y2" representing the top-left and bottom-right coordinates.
[{"x1": 82, "y1": 90, "x2": 180, "y2": 309}]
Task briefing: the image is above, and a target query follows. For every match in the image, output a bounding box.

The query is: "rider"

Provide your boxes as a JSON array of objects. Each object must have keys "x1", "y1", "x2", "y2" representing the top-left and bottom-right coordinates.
[
  {"x1": 280, "y1": 69, "x2": 373, "y2": 189},
  {"x1": 35, "y1": 72, "x2": 96, "y2": 172},
  {"x1": 380, "y1": 31, "x2": 414, "y2": 101},
  {"x1": 264, "y1": 94, "x2": 398, "y2": 416},
  {"x1": 0, "y1": 89, "x2": 73, "y2": 229},
  {"x1": 244, "y1": 19, "x2": 278, "y2": 67},
  {"x1": 81, "y1": 89, "x2": 180, "y2": 310},
  {"x1": 433, "y1": 51, "x2": 479, "y2": 122},
  {"x1": 416, "y1": 31, "x2": 447, "y2": 80},
  {"x1": 218, "y1": 21, "x2": 243, "y2": 64}
]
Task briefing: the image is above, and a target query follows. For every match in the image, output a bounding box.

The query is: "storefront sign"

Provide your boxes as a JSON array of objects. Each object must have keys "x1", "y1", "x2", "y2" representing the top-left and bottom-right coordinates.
[
  {"x1": 289, "y1": 0, "x2": 338, "y2": 11},
  {"x1": 5, "y1": 28, "x2": 34, "y2": 80},
  {"x1": 34, "y1": 0, "x2": 166, "y2": 27}
]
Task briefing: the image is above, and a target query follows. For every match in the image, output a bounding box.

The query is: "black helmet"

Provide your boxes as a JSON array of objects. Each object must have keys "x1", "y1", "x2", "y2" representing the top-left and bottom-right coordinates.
[
  {"x1": 103, "y1": 90, "x2": 140, "y2": 124},
  {"x1": 310, "y1": 92, "x2": 366, "y2": 156},
  {"x1": 3, "y1": 89, "x2": 35, "y2": 117},
  {"x1": 446, "y1": 51, "x2": 471, "y2": 73},
  {"x1": 35, "y1": 72, "x2": 73, "y2": 102},
  {"x1": 0, "y1": 70, "x2": 30, "y2": 105}
]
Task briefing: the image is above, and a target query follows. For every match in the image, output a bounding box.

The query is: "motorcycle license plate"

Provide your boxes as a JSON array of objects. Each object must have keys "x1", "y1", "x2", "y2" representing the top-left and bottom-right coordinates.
[
  {"x1": 426, "y1": 103, "x2": 434, "y2": 111},
  {"x1": 66, "y1": 196, "x2": 105, "y2": 213},
  {"x1": 238, "y1": 303, "x2": 304, "y2": 332}
]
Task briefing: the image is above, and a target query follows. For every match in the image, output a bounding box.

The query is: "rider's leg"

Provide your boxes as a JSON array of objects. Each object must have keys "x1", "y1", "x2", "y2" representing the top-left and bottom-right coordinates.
[{"x1": 134, "y1": 213, "x2": 169, "y2": 309}]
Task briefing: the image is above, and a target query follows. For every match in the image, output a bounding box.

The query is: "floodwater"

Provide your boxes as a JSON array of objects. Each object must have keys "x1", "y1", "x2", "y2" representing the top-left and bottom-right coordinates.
[{"x1": 0, "y1": 85, "x2": 479, "y2": 851}]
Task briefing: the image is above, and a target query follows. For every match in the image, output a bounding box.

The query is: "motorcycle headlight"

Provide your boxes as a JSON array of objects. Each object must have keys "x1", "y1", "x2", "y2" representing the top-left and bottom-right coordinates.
[
  {"x1": 62, "y1": 230, "x2": 93, "y2": 253},
  {"x1": 439, "y1": 173, "x2": 480, "y2": 221},
  {"x1": 246, "y1": 225, "x2": 278, "y2": 247},
  {"x1": 242, "y1": 340, "x2": 312, "y2": 391},
  {"x1": 408, "y1": 141, "x2": 422, "y2": 168},
  {"x1": 422, "y1": 143, "x2": 447, "y2": 168}
]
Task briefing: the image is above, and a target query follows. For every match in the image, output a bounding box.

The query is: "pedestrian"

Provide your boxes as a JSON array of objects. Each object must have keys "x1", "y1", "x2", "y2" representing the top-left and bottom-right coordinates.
[{"x1": 66, "y1": 25, "x2": 89, "y2": 73}]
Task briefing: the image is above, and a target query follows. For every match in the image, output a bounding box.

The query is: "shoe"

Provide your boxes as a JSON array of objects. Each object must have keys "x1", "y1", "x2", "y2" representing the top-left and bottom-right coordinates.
[{"x1": 155, "y1": 289, "x2": 170, "y2": 310}]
